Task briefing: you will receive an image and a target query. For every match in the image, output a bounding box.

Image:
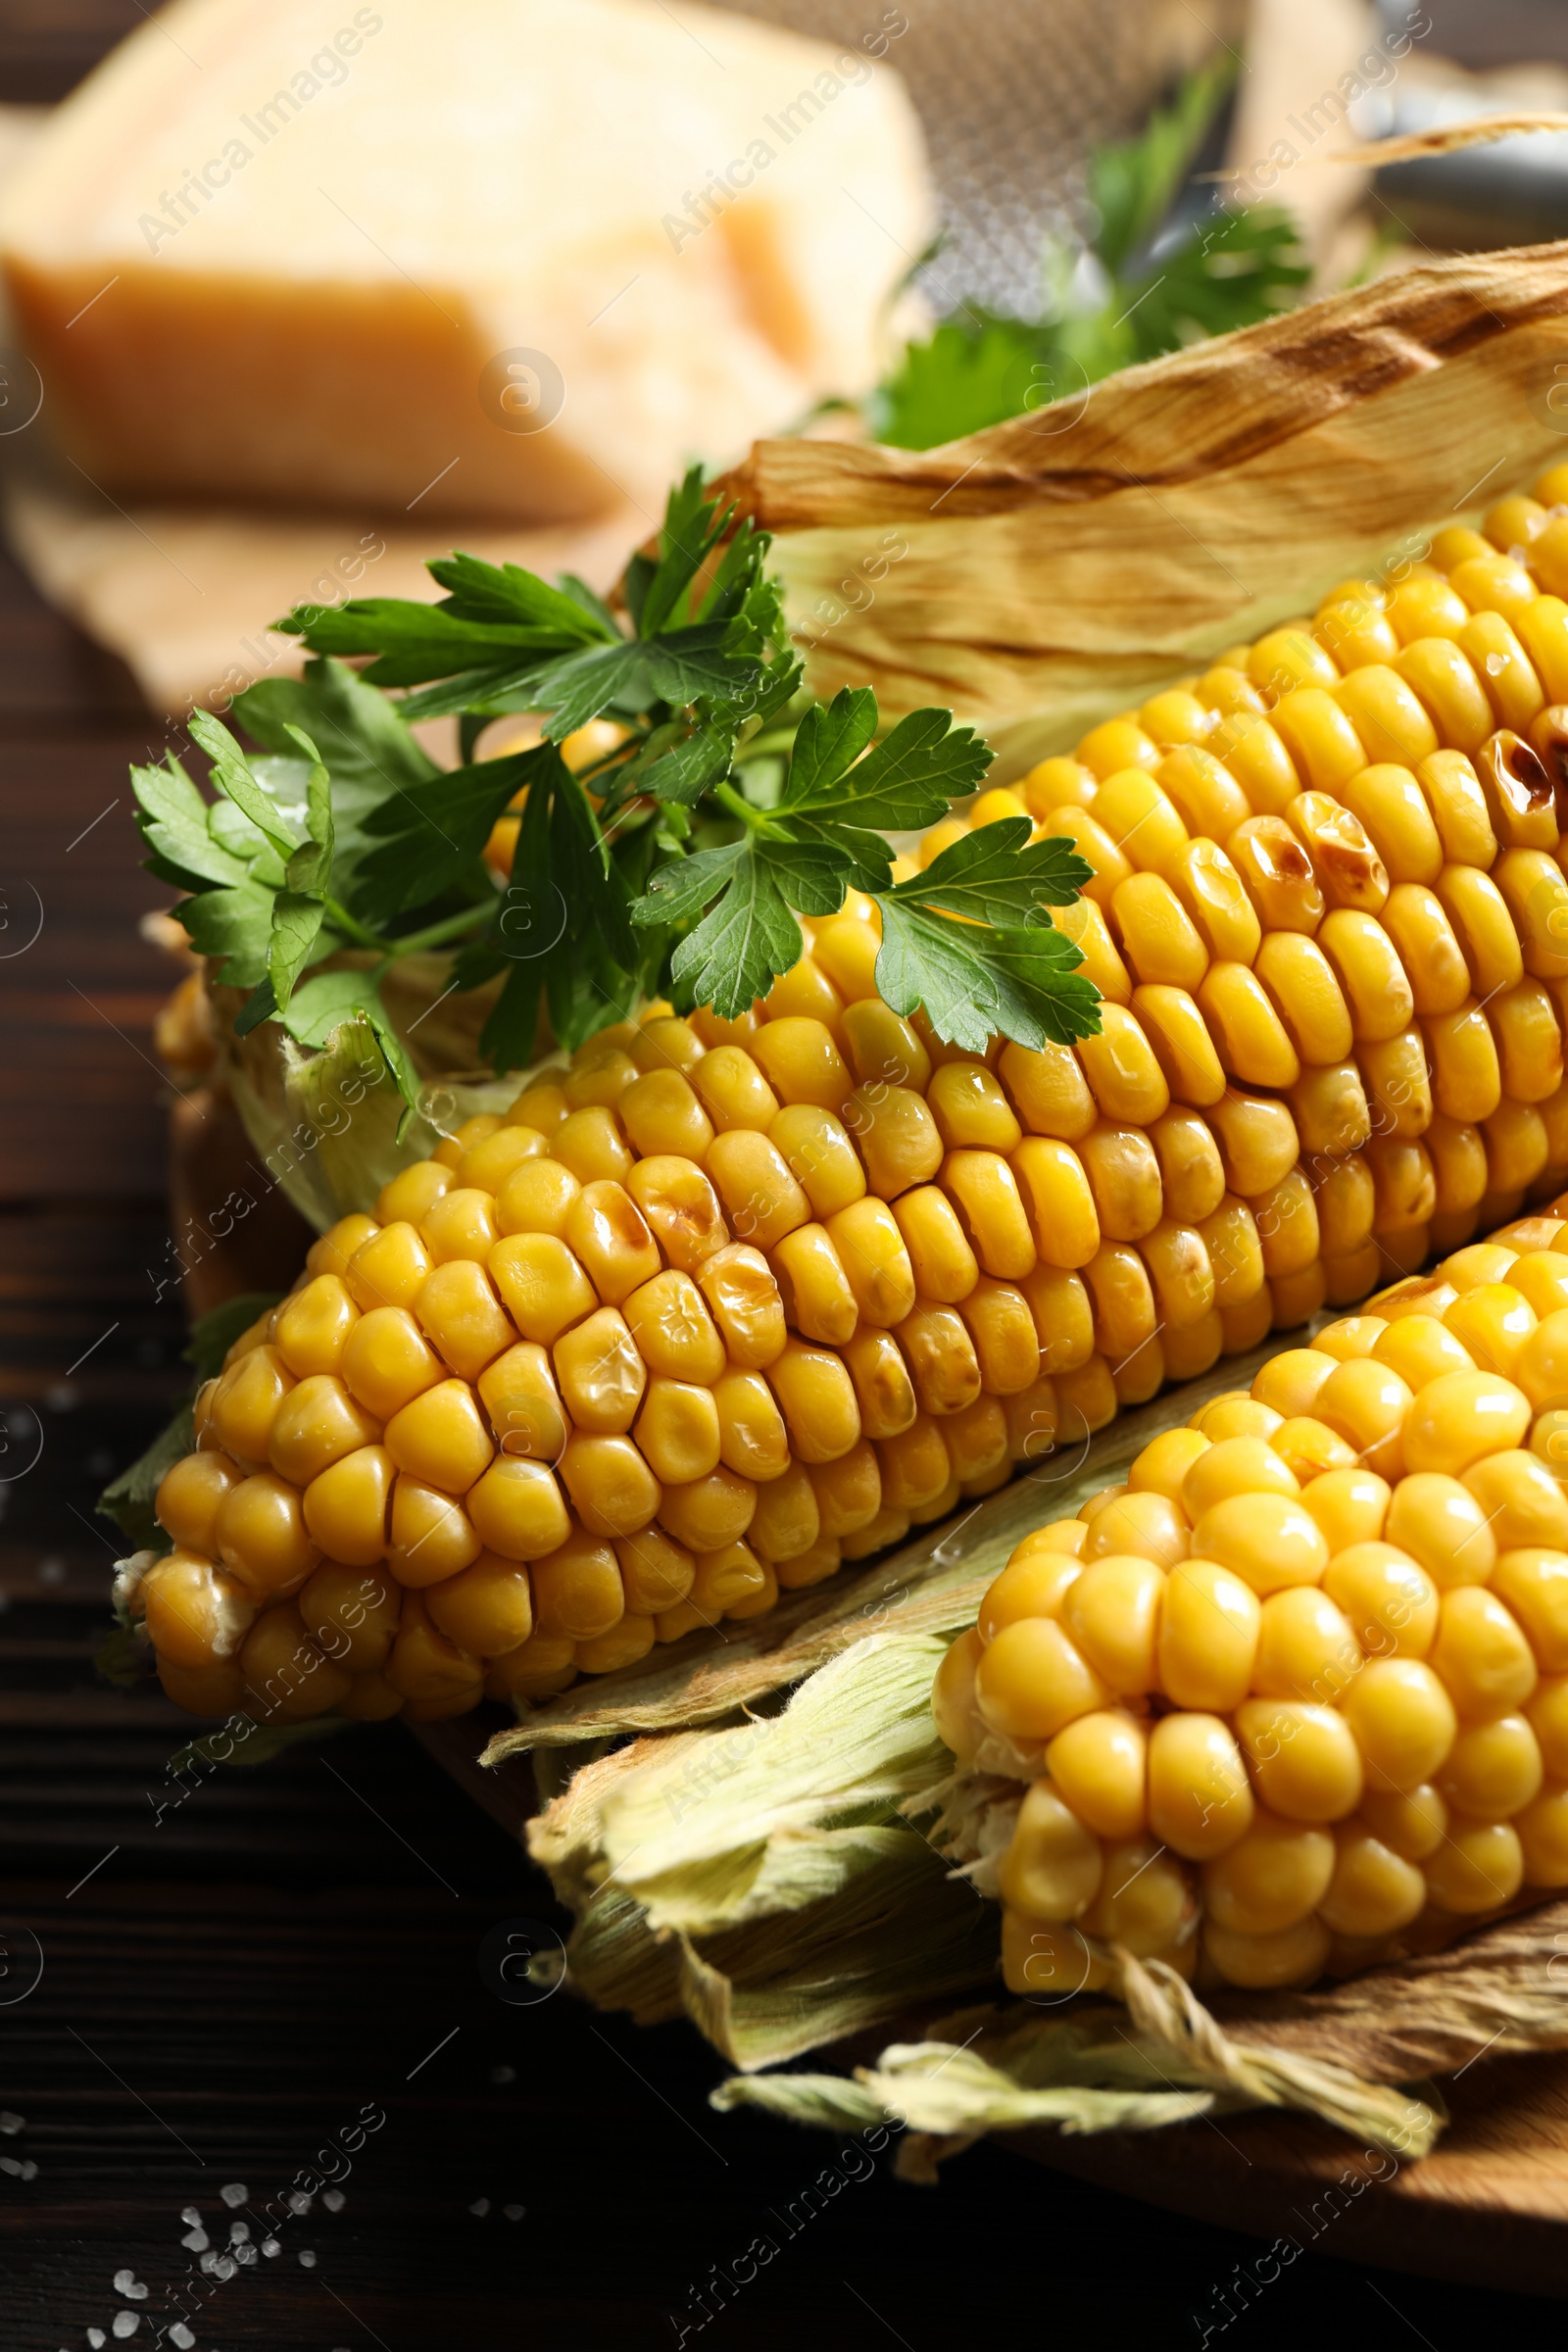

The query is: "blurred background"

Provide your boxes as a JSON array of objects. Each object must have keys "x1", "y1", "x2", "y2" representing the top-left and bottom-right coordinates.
[{"x1": 4, "y1": 2, "x2": 1568, "y2": 2346}]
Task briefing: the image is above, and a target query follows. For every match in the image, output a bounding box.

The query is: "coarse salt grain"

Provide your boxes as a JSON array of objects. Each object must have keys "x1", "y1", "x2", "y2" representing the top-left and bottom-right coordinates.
[
  {"x1": 220, "y1": 2180, "x2": 248, "y2": 2206},
  {"x1": 321, "y1": 2187, "x2": 344, "y2": 2212}
]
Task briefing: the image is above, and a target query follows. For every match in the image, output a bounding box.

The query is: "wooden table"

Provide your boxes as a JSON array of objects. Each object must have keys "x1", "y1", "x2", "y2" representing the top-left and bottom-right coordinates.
[{"x1": 4, "y1": 11, "x2": 1568, "y2": 2342}]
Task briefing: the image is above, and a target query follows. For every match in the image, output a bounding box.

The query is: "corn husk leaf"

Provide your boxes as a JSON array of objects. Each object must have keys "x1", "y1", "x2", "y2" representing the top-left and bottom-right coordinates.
[{"x1": 719, "y1": 243, "x2": 1568, "y2": 773}]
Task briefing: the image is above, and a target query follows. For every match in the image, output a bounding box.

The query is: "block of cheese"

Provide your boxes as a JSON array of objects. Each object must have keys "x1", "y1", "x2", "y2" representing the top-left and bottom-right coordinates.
[{"x1": 0, "y1": 0, "x2": 930, "y2": 522}]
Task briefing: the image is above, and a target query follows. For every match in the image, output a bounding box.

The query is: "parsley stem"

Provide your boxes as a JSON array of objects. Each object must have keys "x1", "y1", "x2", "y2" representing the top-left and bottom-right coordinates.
[
  {"x1": 322, "y1": 897, "x2": 389, "y2": 952},
  {"x1": 711, "y1": 778, "x2": 765, "y2": 830}
]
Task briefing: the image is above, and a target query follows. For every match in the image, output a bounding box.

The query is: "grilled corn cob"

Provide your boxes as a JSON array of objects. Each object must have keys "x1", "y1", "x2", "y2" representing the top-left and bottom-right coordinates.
[
  {"x1": 936, "y1": 1200, "x2": 1568, "y2": 1993},
  {"x1": 133, "y1": 463, "x2": 1568, "y2": 1721}
]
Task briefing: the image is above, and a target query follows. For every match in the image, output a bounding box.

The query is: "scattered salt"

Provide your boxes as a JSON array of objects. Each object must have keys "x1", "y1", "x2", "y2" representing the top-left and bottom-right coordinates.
[
  {"x1": 112, "y1": 2318, "x2": 139, "y2": 2342},
  {"x1": 87, "y1": 2333, "x2": 105, "y2": 2349},
  {"x1": 170, "y1": 2328, "x2": 196, "y2": 2350},
  {"x1": 287, "y1": 2190, "x2": 312, "y2": 2215},
  {"x1": 503, "y1": 2204, "x2": 525, "y2": 2222},
  {"x1": 228, "y1": 2221, "x2": 250, "y2": 2244},
  {"x1": 298, "y1": 2249, "x2": 318, "y2": 2269},
  {"x1": 179, "y1": 2205, "x2": 201, "y2": 2228},
  {"x1": 112, "y1": 2272, "x2": 148, "y2": 2300},
  {"x1": 321, "y1": 2187, "x2": 345, "y2": 2213},
  {"x1": 220, "y1": 2180, "x2": 248, "y2": 2207},
  {"x1": 180, "y1": 2229, "x2": 208, "y2": 2253},
  {"x1": 261, "y1": 2237, "x2": 280, "y2": 2258},
  {"x1": 0, "y1": 2111, "x2": 23, "y2": 2135},
  {"x1": 468, "y1": 2197, "x2": 490, "y2": 2217}
]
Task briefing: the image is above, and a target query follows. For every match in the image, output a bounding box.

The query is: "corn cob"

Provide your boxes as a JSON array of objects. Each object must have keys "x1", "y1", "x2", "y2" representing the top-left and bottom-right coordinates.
[
  {"x1": 128, "y1": 462, "x2": 1568, "y2": 1723},
  {"x1": 936, "y1": 1201, "x2": 1568, "y2": 1994}
]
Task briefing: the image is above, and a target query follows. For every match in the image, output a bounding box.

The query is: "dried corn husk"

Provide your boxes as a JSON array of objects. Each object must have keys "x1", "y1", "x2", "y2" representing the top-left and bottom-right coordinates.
[{"x1": 719, "y1": 243, "x2": 1568, "y2": 772}]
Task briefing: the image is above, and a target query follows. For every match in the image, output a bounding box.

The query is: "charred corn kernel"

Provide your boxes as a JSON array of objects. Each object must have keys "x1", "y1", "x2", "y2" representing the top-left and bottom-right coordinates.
[
  {"x1": 346, "y1": 1223, "x2": 432, "y2": 1314},
  {"x1": 890, "y1": 1185, "x2": 980, "y2": 1301},
  {"x1": 808, "y1": 1441, "x2": 882, "y2": 1538},
  {"x1": 564, "y1": 1181, "x2": 660, "y2": 1306},
  {"x1": 767, "y1": 1105, "x2": 866, "y2": 1222},
  {"x1": 618, "y1": 1070, "x2": 714, "y2": 1161},
  {"x1": 496, "y1": 1157, "x2": 580, "y2": 1241},
  {"x1": 697, "y1": 1244, "x2": 786, "y2": 1369},
  {"x1": 415, "y1": 1258, "x2": 515, "y2": 1383},
  {"x1": 1474, "y1": 727, "x2": 1560, "y2": 851},
  {"x1": 751, "y1": 1018, "x2": 853, "y2": 1115},
  {"x1": 298, "y1": 1560, "x2": 401, "y2": 1674},
  {"x1": 209, "y1": 1345, "x2": 295, "y2": 1465},
  {"x1": 1425, "y1": 1816, "x2": 1524, "y2": 1913},
  {"x1": 530, "y1": 1525, "x2": 625, "y2": 1641},
  {"x1": 899, "y1": 1299, "x2": 982, "y2": 1417},
  {"x1": 274, "y1": 1276, "x2": 359, "y2": 1381},
  {"x1": 489, "y1": 1233, "x2": 596, "y2": 1346},
  {"x1": 157, "y1": 1449, "x2": 242, "y2": 1553},
  {"x1": 747, "y1": 1459, "x2": 820, "y2": 1563},
  {"x1": 553, "y1": 1105, "x2": 633, "y2": 1185},
  {"x1": 213, "y1": 1469, "x2": 319, "y2": 1599},
  {"x1": 613, "y1": 1525, "x2": 696, "y2": 1615},
  {"x1": 1227, "y1": 816, "x2": 1324, "y2": 934},
  {"x1": 559, "y1": 1433, "x2": 661, "y2": 1540},
  {"x1": 634, "y1": 1379, "x2": 721, "y2": 1487},
  {"x1": 1127, "y1": 987, "x2": 1224, "y2": 1111},
  {"x1": 241, "y1": 1602, "x2": 352, "y2": 1721},
  {"x1": 769, "y1": 1224, "x2": 858, "y2": 1346},
  {"x1": 843, "y1": 1081, "x2": 943, "y2": 1200}
]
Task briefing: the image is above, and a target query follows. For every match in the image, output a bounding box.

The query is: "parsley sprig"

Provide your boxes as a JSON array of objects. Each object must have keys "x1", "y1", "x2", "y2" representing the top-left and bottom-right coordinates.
[{"x1": 130, "y1": 469, "x2": 1101, "y2": 1118}]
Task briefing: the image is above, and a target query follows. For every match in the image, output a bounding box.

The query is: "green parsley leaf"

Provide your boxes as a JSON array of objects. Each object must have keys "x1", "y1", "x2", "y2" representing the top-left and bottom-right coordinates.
[
  {"x1": 887, "y1": 819, "x2": 1094, "y2": 924},
  {"x1": 187, "y1": 710, "x2": 301, "y2": 860},
  {"x1": 666, "y1": 840, "x2": 808, "y2": 1019},
  {"x1": 176, "y1": 879, "x2": 275, "y2": 988},
  {"x1": 277, "y1": 972, "x2": 420, "y2": 1127},
  {"x1": 783, "y1": 704, "x2": 993, "y2": 830},
  {"x1": 875, "y1": 901, "x2": 1101, "y2": 1054}
]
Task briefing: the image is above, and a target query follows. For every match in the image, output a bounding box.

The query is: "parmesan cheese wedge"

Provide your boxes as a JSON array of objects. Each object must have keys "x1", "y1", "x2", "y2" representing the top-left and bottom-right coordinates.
[{"x1": 0, "y1": 0, "x2": 930, "y2": 521}]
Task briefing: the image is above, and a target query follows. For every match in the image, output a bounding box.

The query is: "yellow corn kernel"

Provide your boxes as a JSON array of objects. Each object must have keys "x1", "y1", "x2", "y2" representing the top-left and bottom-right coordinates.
[
  {"x1": 1359, "y1": 1779, "x2": 1449, "y2": 1860},
  {"x1": 1445, "y1": 1282, "x2": 1537, "y2": 1378},
  {"x1": 876, "y1": 1412, "x2": 953, "y2": 1510},
  {"x1": 956, "y1": 1277, "x2": 1041, "y2": 1394},
  {"x1": 307, "y1": 1213, "x2": 381, "y2": 1286},
  {"x1": 1461, "y1": 611, "x2": 1544, "y2": 731},
  {"x1": 273, "y1": 1275, "x2": 359, "y2": 1381},
  {"x1": 1312, "y1": 907, "x2": 1414, "y2": 1044},
  {"x1": 575, "y1": 1615, "x2": 658, "y2": 1672},
  {"x1": 834, "y1": 1333, "x2": 912, "y2": 1447},
  {"x1": 552, "y1": 1104, "x2": 633, "y2": 1185},
  {"x1": 139, "y1": 1549, "x2": 257, "y2": 1670},
  {"x1": 242, "y1": 1602, "x2": 353, "y2": 1721},
  {"x1": 1271, "y1": 687, "x2": 1366, "y2": 793},
  {"x1": 886, "y1": 1184, "x2": 976, "y2": 1304},
  {"x1": 1016, "y1": 1267, "x2": 1092, "y2": 1378},
  {"x1": 762, "y1": 955, "x2": 846, "y2": 1032},
  {"x1": 1251, "y1": 624, "x2": 1340, "y2": 696},
  {"x1": 1439, "y1": 1710, "x2": 1544, "y2": 1818},
  {"x1": 1420, "y1": 1000, "x2": 1502, "y2": 1128},
  {"x1": 300, "y1": 1560, "x2": 402, "y2": 1675},
  {"x1": 697, "y1": 1244, "x2": 786, "y2": 1369},
  {"x1": 466, "y1": 1457, "x2": 569, "y2": 1563},
  {"x1": 841, "y1": 999, "x2": 932, "y2": 1095},
  {"x1": 531, "y1": 1525, "x2": 626, "y2": 1641},
  {"x1": 747, "y1": 1459, "x2": 820, "y2": 1562},
  {"x1": 379, "y1": 1163, "x2": 454, "y2": 1229},
  {"x1": 767, "y1": 1104, "x2": 867, "y2": 1223},
  {"x1": 1516, "y1": 1784, "x2": 1568, "y2": 1885},
  {"x1": 1484, "y1": 1099, "x2": 1550, "y2": 1195},
  {"x1": 1490, "y1": 979, "x2": 1564, "y2": 1102},
  {"x1": 1202, "y1": 1811, "x2": 1336, "y2": 1935},
  {"x1": 1388, "y1": 576, "x2": 1468, "y2": 644},
  {"x1": 559, "y1": 1433, "x2": 662, "y2": 1540},
  {"x1": 1111, "y1": 873, "x2": 1207, "y2": 992},
  {"x1": 764, "y1": 1335, "x2": 861, "y2": 1463},
  {"x1": 775, "y1": 1537, "x2": 847, "y2": 1588},
  {"x1": 704, "y1": 1129, "x2": 810, "y2": 1251},
  {"x1": 563, "y1": 1181, "x2": 659, "y2": 1305},
  {"x1": 474, "y1": 1342, "x2": 566, "y2": 1464},
  {"x1": 1342, "y1": 1655, "x2": 1457, "y2": 1793},
  {"x1": 495, "y1": 1156, "x2": 581, "y2": 1241},
  {"x1": 635, "y1": 1379, "x2": 722, "y2": 1487},
  {"x1": 1235, "y1": 1697, "x2": 1363, "y2": 1822},
  {"x1": 1488, "y1": 1544, "x2": 1568, "y2": 1669},
  {"x1": 383, "y1": 1376, "x2": 493, "y2": 1493},
  {"x1": 1252, "y1": 1584, "x2": 1363, "y2": 1704},
  {"x1": 483, "y1": 1635, "x2": 575, "y2": 1702},
  {"x1": 1127, "y1": 986, "x2": 1224, "y2": 1111},
  {"x1": 614, "y1": 1524, "x2": 696, "y2": 1614},
  {"x1": 563, "y1": 1046, "x2": 637, "y2": 1113},
  {"x1": 489, "y1": 1233, "x2": 597, "y2": 1346},
  {"x1": 810, "y1": 913, "x2": 881, "y2": 1004},
  {"x1": 808, "y1": 1441, "x2": 883, "y2": 1538},
  {"x1": 1423, "y1": 1817, "x2": 1524, "y2": 1913},
  {"x1": 997, "y1": 1039, "x2": 1097, "y2": 1142},
  {"x1": 1049, "y1": 898, "x2": 1133, "y2": 1005},
  {"x1": 209, "y1": 1344, "x2": 296, "y2": 1465},
  {"x1": 213, "y1": 1471, "x2": 318, "y2": 1600},
  {"x1": 1082, "y1": 1243, "x2": 1155, "y2": 1361},
  {"x1": 1046, "y1": 1709, "x2": 1149, "y2": 1839},
  {"x1": 770, "y1": 1223, "x2": 858, "y2": 1346},
  {"x1": 340, "y1": 1307, "x2": 442, "y2": 1423},
  {"x1": 346, "y1": 1223, "x2": 432, "y2": 1313},
  {"x1": 618, "y1": 1069, "x2": 714, "y2": 1161},
  {"x1": 549, "y1": 1306, "x2": 644, "y2": 1435},
  {"x1": 1078, "y1": 715, "x2": 1159, "y2": 779},
  {"x1": 623, "y1": 1155, "x2": 728, "y2": 1275},
  {"x1": 1008, "y1": 1138, "x2": 1101, "y2": 1270},
  {"x1": 387, "y1": 1476, "x2": 481, "y2": 1585},
  {"x1": 1165, "y1": 839, "x2": 1263, "y2": 970},
  {"x1": 898, "y1": 1300, "x2": 981, "y2": 1417},
  {"x1": 157, "y1": 1449, "x2": 242, "y2": 1553},
  {"x1": 822, "y1": 1197, "x2": 916, "y2": 1328},
  {"x1": 1072, "y1": 1121, "x2": 1160, "y2": 1243},
  {"x1": 1380, "y1": 883, "x2": 1471, "y2": 1017},
  {"x1": 751, "y1": 1017, "x2": 853, "y2": 1115},
  {"x1": 1317, "y1": 1819, "x2": 1427, "y2": 1936},
  {"x1": 934, "y1": 1150, "x2": 1032, "y2": 1282},
  {"x1": 843, "y1": 1082, "x2": 943, "y2": 1200},
  {"x1": 1148, "y1": 1710, "x2": 1254, "y2": 1859},
  {"x1": 415, "y1": 1257, "x2": 515, "y2": 1382},
  {"x1": 508, "y1": 1077, "x2": 570, "y2": 1136},
  {"x1": 659, "y1": 1467, "x2": 757, "y2": 1553},
  {"x1": 1431, "y1": 1583, "x2": 1539, "y2": 1721},
  {"x1": 1332, "y1": 664, "x2": 1438, "y2": 765},
  {"x1": 919, "y1": 1061, "x2": 1018, "y2": 1155},
  {"x1": 975, "y1": 1615, "x2": 1107, "y2": 1744}
]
